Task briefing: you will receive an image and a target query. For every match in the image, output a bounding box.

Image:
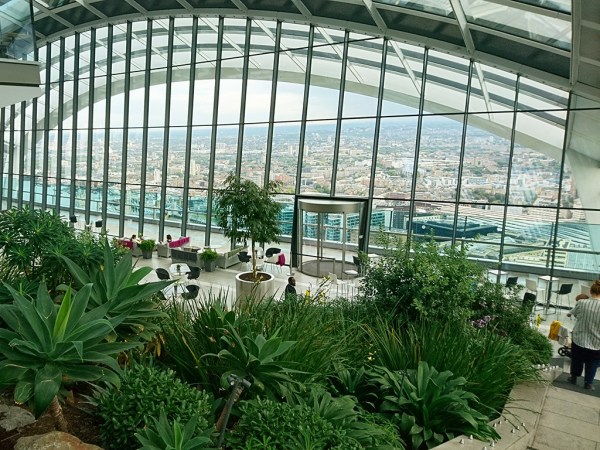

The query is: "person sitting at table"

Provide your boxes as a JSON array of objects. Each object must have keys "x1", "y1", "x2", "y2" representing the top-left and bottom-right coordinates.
[
  {"x1": 131, "y1": 234, "x2": 141, "y2": 243},
  {"x1": 166, "y1": 234, "x2": 172, "y2": 242}
]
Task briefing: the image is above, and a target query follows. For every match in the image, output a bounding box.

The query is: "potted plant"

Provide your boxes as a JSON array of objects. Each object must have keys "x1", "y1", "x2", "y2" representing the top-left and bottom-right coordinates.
[
  {"x1": 139, "y1": 239, "x2": 155, "y2": 259},
  {"x1": 200, "y1": 248, "x2": 219, "y2": 272},
  {"x1": 214, "y1": 174, "x2": 282, "y2": 300}
]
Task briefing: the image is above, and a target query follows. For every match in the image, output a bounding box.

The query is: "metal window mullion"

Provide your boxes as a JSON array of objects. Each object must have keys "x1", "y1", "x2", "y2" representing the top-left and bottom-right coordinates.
[
  {"x1": 206, "y1": 16, "x2": 224, "y2": 247},
  {"x1": 119, "y1": 21, "x2": 133, "y2": 238},
  {"x1": 42, "y1": 42, "x2": 51, "y2": 210},
  {"x1": 7, "y1": 105, "x2": 15, "y2": 208},
  {"x1": 181, "y1": 16, "x2": 199, "y2": 237},
  {"x1": 264, "y1": 21, "x2": 282, "y2": 186},
  {"x1": 102, "y1": 24, "x2": 114, "y2": 230},
  {"x1": 55, "y1": 36, "x2": 65, "y2": 212},
  {"x1": 295, "y1": 25, "x2": 314, "y2": 195},
  {"x1": 406, "y1": 48, "x2": 429, "y2": 244},
  {"x1": 138, "y1": 19, "x2": 153, "y2": 236},
  {"x1": 18, "y1": 101, "x2": 26, "y2": 208},
  {"x1": 451, "y1": 60, "x2": 474, "y2": 246},
  {"x1": 29, "y1": 98, "x2": 38, "y2": 208},
  {"x1": 70, "y1": 33, "x2": 80, "y2": 216},
  {"x1": 235, "y1": 18, "x2": 252, "y2": 178},
  {"x1": 497, "y1": 75, "x2": 520, "y2": 273},
  {"x1": 158, "y1": 17, "x2": 175, "y2": 240},
  {"x1": 547, "y1": 94, "x2": 572, "y2": 285},
  {"x1": 85, "y1": 28, "x2": 96, "y2": 224},
  {"x1": 0, "y1": 108, "x2": 4, "y2": 204},
  {"x1": 364, "y1": 38, "x2": 388, "y2": 253},
  {"x1": 331, "y1": 30, "x2": 350, "y2": 196}
]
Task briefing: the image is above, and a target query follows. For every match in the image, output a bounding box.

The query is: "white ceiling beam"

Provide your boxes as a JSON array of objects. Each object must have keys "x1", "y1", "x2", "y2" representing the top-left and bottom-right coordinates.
[{"x1": 361, "y1": 0, "x2": 388, "y2": 33}]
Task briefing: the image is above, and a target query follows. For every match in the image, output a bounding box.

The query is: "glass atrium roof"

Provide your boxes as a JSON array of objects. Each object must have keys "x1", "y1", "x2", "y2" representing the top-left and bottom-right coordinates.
[{"x1": 30, "y1": 0, "x2": 569, "y2": 81}]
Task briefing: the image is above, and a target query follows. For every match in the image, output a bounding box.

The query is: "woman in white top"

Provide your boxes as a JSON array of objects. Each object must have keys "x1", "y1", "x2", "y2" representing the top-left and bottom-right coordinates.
[{"x1": 567, "y1": 279, "x2": 600, "y2": 390}]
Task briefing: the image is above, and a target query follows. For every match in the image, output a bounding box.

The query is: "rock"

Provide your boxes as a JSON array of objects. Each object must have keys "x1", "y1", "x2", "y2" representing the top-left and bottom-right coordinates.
[
  {"x1": 0, "y1": 404, "x2": 36, "y2": 431},
  {"x1": 15, "y1": 431, "x2": 103, "y2": 450}
]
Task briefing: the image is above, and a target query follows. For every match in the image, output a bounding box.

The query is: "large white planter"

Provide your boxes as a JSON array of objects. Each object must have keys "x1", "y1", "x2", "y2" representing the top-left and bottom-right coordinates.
[{"x1": 235, "y1": 271, "x2": 275, "y2": 304}]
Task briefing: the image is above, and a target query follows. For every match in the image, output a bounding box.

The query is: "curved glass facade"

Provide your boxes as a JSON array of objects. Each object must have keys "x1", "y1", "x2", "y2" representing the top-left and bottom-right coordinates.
[{"x1": 1, "y1": 15, "x2": 599, "y2": 277}]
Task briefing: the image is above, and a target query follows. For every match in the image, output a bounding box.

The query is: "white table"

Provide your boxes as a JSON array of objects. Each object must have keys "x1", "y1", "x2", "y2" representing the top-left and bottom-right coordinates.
[{"x1": 170, "y1": 263, "x2": 190, "y2": 295}]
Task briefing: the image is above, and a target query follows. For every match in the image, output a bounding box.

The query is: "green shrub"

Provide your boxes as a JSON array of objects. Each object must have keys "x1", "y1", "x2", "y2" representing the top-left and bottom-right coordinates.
[
  {"x1": 95, "y1": 363, "x2": 213, "y2": 450},
  {"x1": 359, "y1": 238, "x2": 484, "y2": 323},
  {"x1": 226, "y1": 397, "x2": 359, "y2": 450},
  {"x1": 365, "y1": 318, "x2": 539, "y2": 414}
]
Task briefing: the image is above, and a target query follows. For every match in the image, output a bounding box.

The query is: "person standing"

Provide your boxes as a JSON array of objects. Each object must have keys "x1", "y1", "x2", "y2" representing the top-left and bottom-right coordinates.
[{"x1": 567, "y1": 280, "x2": 600, "y2": 390}]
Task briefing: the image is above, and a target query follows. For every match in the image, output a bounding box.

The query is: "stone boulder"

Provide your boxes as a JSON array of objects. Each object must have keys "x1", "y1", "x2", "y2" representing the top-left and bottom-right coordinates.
[
  {"x1": 15, "y1": 431, "x2": 103, "y2": 450},
  {"x1": 0, "y1": 404, "x2": 36, "y2": 432}
]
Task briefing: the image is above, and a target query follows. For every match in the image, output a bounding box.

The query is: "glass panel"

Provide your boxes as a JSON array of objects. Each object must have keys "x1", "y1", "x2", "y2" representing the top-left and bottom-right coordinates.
[
  {"x1": 342, "y1": 39, "x2": 383, "y2": 118},
  {"x1": 188, "y1": 188, "x2": 208, "y2": 226},
  {"x1": 414, "y1": 115, "x2": 463, "y2": 201},
  {"x1": 126, "y1": 129, "x2": 143, "y2": 184},
  {"x1": 190, "y1": 126, "x2": 212, "y2": 188},
  {"x1": 300, "y1": 120, "x2": 336, "y2": 195},
  {"x1": 424, "y1": 51, "x2": 469, "y2": 114},
  {"x1": 213, "y1": 125, "x2": 238, "y2": 185},
  {"x1": 373, "y1": 0, "x2": 453, "y2": 16},
  {"x1": 191, "y1": 77, "x2": 215, "y2": 126},
  {"x1": 169, "y1": 78, "x2": 190, "y2": 127},
  {"x1": 217, "y1": 79, "x2": 242, "y2": 125},
  {"x1": 241, "y1": 124, "x2": 268, "y2": 184},
  {"x1": 109, "y1": 75, "x2": 126, "y2": 128},
  {"x1": 462, "y1": 0, "x2": 571, "y2": 50},
  {"x1": 270, "y1": 122, "x2": 301, "y2": 193},
  {"x1": 148, "y1": 70, "x2": 167, "y2": 127},
  {"x1": 460, "y1": 119, "x2": 511, "y2": 204},
  {"x1": 151, "y1": 19, "x2": 169, "y2": 70},
  {"x1": 245, "y1": 78, "x2": 273, "y2": 123},
  {"x1": 374, "y1": 116, "x2": 418, "y2": 197},
  {"x1": 274, "y1": 72, "x2": 306, "y2": 122},
  {"x1": 280, "y1": 23, "x2": 310, "y2": 50},
  {"x1": 108, "y1": 130, "x2": 124, "y2": 182},
  {"x1": 335, "y1": 118, "x2": 375, "y2": 197},
  {"x1": 381, "y1": 41, "x2": 423, "y2": 116}
]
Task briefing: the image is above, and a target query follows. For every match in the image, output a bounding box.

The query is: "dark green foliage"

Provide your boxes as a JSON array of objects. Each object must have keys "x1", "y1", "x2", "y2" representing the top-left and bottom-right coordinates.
[
  {"x1": 135, "y1": 410, "x2": 214, "y2": 450},
  {"x1": 60, "y1": 241, "x2": 171, "y2": 342},
  {"x1": 359, "y1": 238, "x2": 484, "y2": 323},
  {"x1": 365, "y1": 319, "x2": 539, "y2": 414},
  {"x1": 372, "y1": 362, "x2": 500, "y2": 449},
  {"x1": 0, "y1": 208, "x2": 125, "y2": 295},
  {"x1": 95, "y1": 363, "x2": 213, "y2": 450},
  {"x1": 0, "y1": 283, "x2": 136, "y2": 417},
  {"x1": 227, "y1": 397, "x2": 400, "y2": 450},
  {"x1": 511, "y1": 326, "x2": 553, "y2": 365}
]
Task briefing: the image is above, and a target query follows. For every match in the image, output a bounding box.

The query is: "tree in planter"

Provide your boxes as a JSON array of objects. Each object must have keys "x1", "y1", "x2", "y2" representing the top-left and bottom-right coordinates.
[{"x1": 213, "y1": 174, "x2": 282, "y2": 281}]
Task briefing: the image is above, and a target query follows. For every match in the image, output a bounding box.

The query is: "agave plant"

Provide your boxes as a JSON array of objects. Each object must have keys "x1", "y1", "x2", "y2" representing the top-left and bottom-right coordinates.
[
  {"x1": 60, "y1": 240, "x2": 171, "y2": 341},
  {"x1": 0, "y1": 282, "x2": 137, "y2": 431},
  {"x1": 135, "y1": 410, "x2": 214, "y2": 450}
]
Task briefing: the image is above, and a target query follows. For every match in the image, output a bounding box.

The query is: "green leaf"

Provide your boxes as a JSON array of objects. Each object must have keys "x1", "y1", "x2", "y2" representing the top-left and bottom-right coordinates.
[
  {"x1": 14, "y1": 379, "x2": 34, "y2": 403},
  {"x1": 33, "y1": 364, "x2": 62, "y2": 417}
]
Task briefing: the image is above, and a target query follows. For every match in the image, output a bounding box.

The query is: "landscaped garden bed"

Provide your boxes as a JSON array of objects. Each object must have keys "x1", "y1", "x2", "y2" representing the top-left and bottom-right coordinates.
[{"x1": 0, "y1": 207, "x2": 553, "y2": 450}]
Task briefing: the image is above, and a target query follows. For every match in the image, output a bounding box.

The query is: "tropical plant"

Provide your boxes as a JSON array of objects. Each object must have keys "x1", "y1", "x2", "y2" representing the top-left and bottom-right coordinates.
[
  {"x1": 94, "y1": 363, "x2": 213, "y2": 450},
  {"x1": 60, "y1": 240, "x2": 171, "y2": 341},
  {"x1": 213, "y1": 173, "x2": 282, "y2": 280},
  {"x1": 372, "y1": 362, "x2": 500, "y2": 449},
  {"x1": 204, "y1": 323, "x2": 298, "y2": 400},
  {"x1": 0, "y1": 283, "x2": 136, "y2": 431},
  {"x1": 135, "y1": 410, "x2": 214, "y2": 450}
]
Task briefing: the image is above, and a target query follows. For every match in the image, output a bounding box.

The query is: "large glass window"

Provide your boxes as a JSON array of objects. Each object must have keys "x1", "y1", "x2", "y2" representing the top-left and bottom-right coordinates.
[{"x1": 2, "y1": 15, "x2": 598, "y2": 278}]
